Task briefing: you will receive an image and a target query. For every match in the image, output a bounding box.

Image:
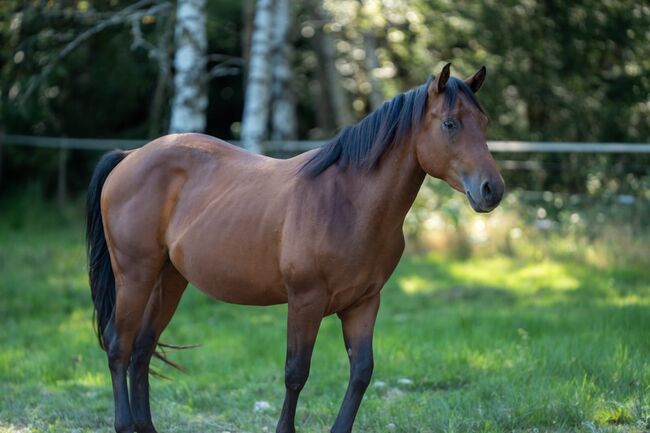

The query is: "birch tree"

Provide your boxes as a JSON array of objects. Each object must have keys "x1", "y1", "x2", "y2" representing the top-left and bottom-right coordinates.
[
  {"x1": 240, "y1": 0, "x2": 275, "y2": 153},
  {"x1": 270, "y1": 0, "x2": 297, "y2": 141},
  {"x1": 169, "y1": 0, "x2": 207, "y2": 133}
]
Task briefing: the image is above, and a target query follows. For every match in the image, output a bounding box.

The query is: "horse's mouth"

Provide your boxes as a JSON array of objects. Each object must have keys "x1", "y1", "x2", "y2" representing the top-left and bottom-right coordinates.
[{"x1": 466, "y1": 190, "x2": 490, "y2": 213}]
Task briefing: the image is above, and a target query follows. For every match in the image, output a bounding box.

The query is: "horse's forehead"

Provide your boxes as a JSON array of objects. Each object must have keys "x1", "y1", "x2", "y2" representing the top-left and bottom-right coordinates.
[{"x1": 429, "y1": 92, "x2": 487, "y2": 122}]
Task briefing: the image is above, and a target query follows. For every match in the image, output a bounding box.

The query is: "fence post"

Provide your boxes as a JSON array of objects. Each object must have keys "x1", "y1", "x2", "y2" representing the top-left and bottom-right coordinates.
[
  {"x1": 57, "y1": 140, "x2": 68, "y2": 208},
  {"x1": 0, "y1": 130, "x2": 4, "y2": 189}
]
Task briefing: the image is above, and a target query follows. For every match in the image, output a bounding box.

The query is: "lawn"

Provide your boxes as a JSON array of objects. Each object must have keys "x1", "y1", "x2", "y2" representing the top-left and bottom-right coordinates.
[{"x1": 1, "y1": 206, "x2": 649, "y2": 433}]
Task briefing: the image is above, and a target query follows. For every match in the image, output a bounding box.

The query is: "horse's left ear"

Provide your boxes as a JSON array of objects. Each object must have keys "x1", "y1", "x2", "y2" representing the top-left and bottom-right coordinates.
[
  {"x1": 465, "y1": 66, "x2": 487, "y2": 93},
  {"x1": 430, "y1": 62, "x2": 452, "y2": 95}
]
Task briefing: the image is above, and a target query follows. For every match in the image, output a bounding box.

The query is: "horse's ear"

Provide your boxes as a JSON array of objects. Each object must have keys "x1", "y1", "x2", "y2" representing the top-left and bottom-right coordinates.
[
  {"x1": 465, "y1": 66, "x2": 487, "y2": 93},
  {"x1": 430, "y1": 62, "x2": 452, "y2": 94}
]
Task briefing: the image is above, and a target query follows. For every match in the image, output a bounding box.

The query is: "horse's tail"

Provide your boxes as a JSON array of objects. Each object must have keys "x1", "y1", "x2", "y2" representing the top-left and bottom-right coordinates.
[{"x1": 86, "y1": 150, "x2": 127, "y2": 350}]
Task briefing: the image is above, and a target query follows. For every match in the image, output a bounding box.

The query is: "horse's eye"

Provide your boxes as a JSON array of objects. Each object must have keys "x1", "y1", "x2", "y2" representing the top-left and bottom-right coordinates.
[{"x1": 442, "y1": 119, "x2": 457, "y2": 130}]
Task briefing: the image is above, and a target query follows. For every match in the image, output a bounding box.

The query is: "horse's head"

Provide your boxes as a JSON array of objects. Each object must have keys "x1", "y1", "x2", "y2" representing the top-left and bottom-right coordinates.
[{"x1": 415, "y1": 63, "x2": 504, "y2": 213}]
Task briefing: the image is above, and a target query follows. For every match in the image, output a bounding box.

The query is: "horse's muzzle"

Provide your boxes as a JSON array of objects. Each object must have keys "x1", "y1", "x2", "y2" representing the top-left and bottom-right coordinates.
[{"x1": 465, "y1": 176, "x2": 504, "y2": 213}]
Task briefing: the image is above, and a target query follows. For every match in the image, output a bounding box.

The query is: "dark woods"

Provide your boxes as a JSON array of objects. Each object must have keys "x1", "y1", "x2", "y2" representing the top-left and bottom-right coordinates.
[{"x1": 1, "y1": 0, "x2": 649, "y2": 198}]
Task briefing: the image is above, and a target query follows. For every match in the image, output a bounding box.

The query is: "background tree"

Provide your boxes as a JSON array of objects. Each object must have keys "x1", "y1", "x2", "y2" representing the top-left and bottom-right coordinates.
[
  {"x1": 0, "y1": 0, "x2": 648, "y2": 197},
  {"x1": 240, "y1": 0, "x2": 275, "y2": 153},
  {"x1": 358, "y1": 0, "x2": 384, "y2": 110},
  {"x1": 270, "y1": 0, "x2": 297, "y2": 141},
  {"x1": 169, "y1": 0, "x2": 208, "y2": 133},
  {"x1": 310, "y1": 0, "x2": 353, "y2": 132}
]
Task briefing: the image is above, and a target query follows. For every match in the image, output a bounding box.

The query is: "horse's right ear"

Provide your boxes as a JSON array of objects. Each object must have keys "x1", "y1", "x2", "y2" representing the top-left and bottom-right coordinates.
[
  {"x1": 429, "y1": 62, "x2": 451, "y2": 95},
  {"x1": 465, "y1": 65, "x2": 487, "y2": 93}
]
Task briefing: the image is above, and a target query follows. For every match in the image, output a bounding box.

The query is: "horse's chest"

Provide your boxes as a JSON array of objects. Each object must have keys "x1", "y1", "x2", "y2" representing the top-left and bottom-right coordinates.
[{"x1": 290, "y1": 232, "x2": 405, "y2": 313}]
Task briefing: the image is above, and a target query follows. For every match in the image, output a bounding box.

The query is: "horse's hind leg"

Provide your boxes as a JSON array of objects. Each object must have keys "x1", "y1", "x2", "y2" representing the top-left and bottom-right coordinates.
[
  {"x1": 129, "y1": 261, "x2": 188, "y2": 433},
  {"x1": 104, "y1": 261, "x2": 162, "y2": 433}
]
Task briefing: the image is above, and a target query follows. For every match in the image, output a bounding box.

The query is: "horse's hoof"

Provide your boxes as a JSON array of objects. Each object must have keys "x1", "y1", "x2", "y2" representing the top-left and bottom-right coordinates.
[
  {"x1": 276, "y1": 424, "x2": 296, "y2": 433},
  {"x1": 115, "y1": 423, "x2": 135, "y2": 433},
  {"x1": 134, "y1": 421, "x2": 158, "y2": 433}
]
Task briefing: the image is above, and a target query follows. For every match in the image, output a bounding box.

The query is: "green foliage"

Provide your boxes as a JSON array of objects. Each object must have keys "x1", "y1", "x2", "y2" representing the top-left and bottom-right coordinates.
[
  {"x1": 321, "y1": 0, "x2": 650, "y2": 141},
  {"x1": 405, "y1": 174, "x2": 650, "y2": 269},
  {"x1": 1, "y1": 0, "x2": 649, "y2": 197},
  {"x1": 320, "y1": 0, "x2": 650, "y2": 195},
  {"x1": 1, "y1": 202, "x2": 649, "y2": 432}
]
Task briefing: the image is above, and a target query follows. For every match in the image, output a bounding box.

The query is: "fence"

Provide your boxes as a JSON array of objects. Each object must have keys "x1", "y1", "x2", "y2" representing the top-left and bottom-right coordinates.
[
  {"x1": 3, "y1": 134, "x2": 650, "y2": 153},
  {"x1": 2, "y1": 133, "x2": 650, "y2": 205}
]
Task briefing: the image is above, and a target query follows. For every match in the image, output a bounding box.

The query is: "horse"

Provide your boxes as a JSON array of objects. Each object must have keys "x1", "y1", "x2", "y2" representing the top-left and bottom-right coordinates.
[{"x1": 86, "y1": 63, "x2": 504, "y2": 433}]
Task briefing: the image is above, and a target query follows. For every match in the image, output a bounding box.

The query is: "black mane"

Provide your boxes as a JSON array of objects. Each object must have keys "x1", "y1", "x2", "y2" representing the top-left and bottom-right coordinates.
[{"x1": 301, "y1": 76, "x2": 484, "y2": 176}]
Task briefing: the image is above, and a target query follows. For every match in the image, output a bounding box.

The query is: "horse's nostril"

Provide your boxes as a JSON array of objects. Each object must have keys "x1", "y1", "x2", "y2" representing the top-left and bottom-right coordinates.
[{"x1": 481, "y1": 180, "x2": 492, "y2": 200}]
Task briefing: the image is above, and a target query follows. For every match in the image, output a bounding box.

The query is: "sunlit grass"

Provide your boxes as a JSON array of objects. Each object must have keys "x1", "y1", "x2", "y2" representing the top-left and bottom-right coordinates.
[
  {"x1": 1, "y1": 206, "x2": 649, "y2": 432},
  {"x1": 397, "y1": 252, "x2": 649, "y2": 309}
]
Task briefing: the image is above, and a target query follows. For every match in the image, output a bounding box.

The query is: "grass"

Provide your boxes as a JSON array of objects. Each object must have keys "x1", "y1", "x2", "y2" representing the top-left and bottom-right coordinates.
[{"x1": 1, "y1": 203, "x2": 649, "y2": 433}]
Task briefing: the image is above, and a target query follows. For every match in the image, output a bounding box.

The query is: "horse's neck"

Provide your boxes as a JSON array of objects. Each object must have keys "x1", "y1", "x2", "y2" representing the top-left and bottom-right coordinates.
[{"x1": 349, "y1": 138, "x2": 426, "y2": 231}]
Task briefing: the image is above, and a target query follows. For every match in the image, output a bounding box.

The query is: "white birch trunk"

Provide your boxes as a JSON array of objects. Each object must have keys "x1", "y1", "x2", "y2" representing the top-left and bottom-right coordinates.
[
  {"x1": 270, "y1": 0, "x2": 297, "y2": 140},
  {"x1": 169, "y1": 0, "x2": 207, "y2": 133},
  {"x1": 241, "y1": 0, "x2": 275, "y2": 153}
]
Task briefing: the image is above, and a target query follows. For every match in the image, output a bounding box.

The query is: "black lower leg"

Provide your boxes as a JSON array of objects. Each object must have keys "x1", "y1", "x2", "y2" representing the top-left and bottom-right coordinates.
[
  {"x1": 105, "y1": 324, "x2": 135, "y2": 433},
  {"x1": 129, "y1": 329, "x2": 157, "y2": 433},
  {"x1": 276, "y1": 352, "x2": 310, "y2": 433},
  {"x1": 331, "y1": 338, "x2": 373, "y2": 433},
  {"x1": 331, "y1": 295, "x2": 379, "y2": 433},
  {"x1": 275, "y1": 294, "x2": 326, "y2": 433}
]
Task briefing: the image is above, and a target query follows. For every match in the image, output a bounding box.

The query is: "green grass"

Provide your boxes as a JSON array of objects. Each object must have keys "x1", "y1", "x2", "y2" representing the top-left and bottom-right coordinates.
[{"x1": 1, "y1": 205, "x2": 649, "y2": 433}]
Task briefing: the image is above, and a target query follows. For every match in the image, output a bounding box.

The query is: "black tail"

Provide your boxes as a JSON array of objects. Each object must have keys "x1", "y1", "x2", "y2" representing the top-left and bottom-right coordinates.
[
  {"x1": 86, "y1": 149, "x2": 196, "y2": 373},
  {"x1": 86, "y1": 150, "x2": 127, "y2": 350}
]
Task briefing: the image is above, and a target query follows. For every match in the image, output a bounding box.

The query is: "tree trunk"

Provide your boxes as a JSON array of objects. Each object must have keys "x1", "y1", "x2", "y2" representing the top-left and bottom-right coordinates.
[
  {"x1": 0, "y1": 131, "x2": 4, "y2": 190},
  {"x1": 358, "y1": 0, "x2": 383, "y2": 110},
  {"x1": 312, "y1": 64, "x2": 335, "y2": 136},
  {"x1": 57, "y1": 145, "x2": 68, "y2": 208},
  {"x1": 270, "y1": 0, "x2": 296, "y2": 141},
  {"x1": 149, "y1": 12, "x2": 174, "y2": 137},
  {"x1": 363, "y1": 31, "x2": 383, "y2": 110},
  {"x1": 169, "y1": 0, "x2": 208, "y2": 133},
  {"x1": 312, "y1": 2, "x2": 353, "y2": 129},
  {"x1": 241, "y1": 0, "x2": 275, "y2": 153},
  {"x1": 242, "y1": 0, "x2": 254, "y2": 78}
]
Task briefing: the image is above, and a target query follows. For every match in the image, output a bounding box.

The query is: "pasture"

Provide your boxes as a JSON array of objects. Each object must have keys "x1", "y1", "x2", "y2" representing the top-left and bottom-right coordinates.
[
  {"x1": 0, "y1": 202, "x2": 649, "y2": 433},
  {"x1": 2, "y1": 0, "x2": 649, "y2": 431}
]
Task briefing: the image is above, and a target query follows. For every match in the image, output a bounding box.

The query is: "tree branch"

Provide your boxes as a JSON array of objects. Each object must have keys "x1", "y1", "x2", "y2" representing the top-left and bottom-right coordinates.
[
  {"x1": 207, "y1": 57, "x2": 244, "y2": 79},
  {"x1": 130, "y1": 17, "x2": 158, "y2": 55},
  {"x1": 21, "y1": 0, "x2": 171, "y2": 102}
]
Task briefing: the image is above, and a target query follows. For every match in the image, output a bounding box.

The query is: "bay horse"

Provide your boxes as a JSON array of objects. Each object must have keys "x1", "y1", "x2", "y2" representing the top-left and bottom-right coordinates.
[{"x1": 86, "y1": 63, "x2": 504, "y2": 433}]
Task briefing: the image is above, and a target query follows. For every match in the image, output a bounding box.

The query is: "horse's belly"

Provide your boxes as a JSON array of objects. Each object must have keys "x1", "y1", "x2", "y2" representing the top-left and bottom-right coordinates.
[
  {"x1": 167, "y1": 206, "x2": 287, "y2": 306},
  {"x1": 171, "y1": 239, "x2": 287, "y2": 305},
  {"x1": 193, "y1": 273, "x2": 287, "y2": 306}
]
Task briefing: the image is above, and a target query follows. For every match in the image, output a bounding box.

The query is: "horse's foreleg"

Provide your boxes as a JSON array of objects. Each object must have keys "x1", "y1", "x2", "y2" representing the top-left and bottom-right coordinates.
[
  {"x1": 331, "y1": 294, "x2": 380, "y2": 433},
  {"x1": 129, "y1": 263, "x2": 187, "y2": 433},
  {"x1": 276, "y1": 292, "x2": 327, "y2": 433}
]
